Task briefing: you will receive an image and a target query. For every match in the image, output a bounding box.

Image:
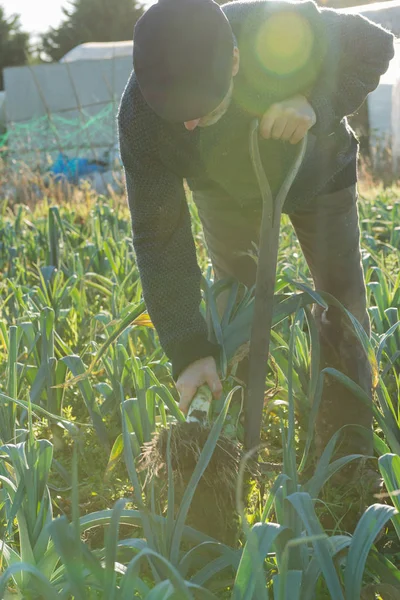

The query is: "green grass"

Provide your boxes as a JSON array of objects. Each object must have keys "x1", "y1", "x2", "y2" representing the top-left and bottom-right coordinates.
[{"x1": 0, "y1": 181, "x2": 398, "y2": 598}]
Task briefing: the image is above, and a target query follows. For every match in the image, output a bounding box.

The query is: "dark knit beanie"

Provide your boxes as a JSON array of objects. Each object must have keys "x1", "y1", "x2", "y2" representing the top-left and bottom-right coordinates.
[{"x1": 133, "y1": 0, "x2": 234, "y2": 122}]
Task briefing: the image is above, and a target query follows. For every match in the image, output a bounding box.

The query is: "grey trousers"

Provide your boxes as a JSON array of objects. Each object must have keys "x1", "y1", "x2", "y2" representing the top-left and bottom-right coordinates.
[{"x1": 193, "y1": 185, "x2": 373, "y2": 458}]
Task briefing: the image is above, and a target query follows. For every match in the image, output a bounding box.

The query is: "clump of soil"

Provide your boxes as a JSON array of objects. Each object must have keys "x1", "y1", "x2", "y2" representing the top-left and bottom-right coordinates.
[{"x1": 141, "y1": 422, "x2": 244, "y2": 545}]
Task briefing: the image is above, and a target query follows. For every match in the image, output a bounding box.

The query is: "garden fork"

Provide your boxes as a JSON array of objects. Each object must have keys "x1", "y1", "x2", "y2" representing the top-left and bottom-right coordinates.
[{"x1": 245, "y1": 120, "x2": 308, "y2": 451}]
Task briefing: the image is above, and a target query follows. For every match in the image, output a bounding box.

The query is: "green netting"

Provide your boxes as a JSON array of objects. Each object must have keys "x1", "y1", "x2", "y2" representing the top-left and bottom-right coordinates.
[{"x1": 0, "y1": 103, "x2": 118, "y2": 167}]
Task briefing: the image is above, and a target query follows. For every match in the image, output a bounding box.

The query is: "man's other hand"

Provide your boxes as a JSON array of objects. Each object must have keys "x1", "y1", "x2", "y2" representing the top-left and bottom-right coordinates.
[
  {"x1": 260, "y1": 94, "x2": 316, "y2": 144},
  {"x1": 176, "y1": 356, "x2": 223, "y2": 415}
]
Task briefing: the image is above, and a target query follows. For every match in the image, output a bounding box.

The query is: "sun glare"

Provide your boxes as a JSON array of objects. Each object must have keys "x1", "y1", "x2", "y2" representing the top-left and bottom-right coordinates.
[{"x1": 255, "y1": 12, "x2": 314, "y2": 76}]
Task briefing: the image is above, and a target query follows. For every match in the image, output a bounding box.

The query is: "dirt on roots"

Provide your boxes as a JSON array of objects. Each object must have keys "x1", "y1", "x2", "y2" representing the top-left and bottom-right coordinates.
[{"x1": 141, "y1": 422, "x2": 244, "y2": 545}]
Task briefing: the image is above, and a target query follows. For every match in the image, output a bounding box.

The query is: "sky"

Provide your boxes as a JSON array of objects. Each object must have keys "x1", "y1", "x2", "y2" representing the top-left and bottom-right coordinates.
[
  {"x1": 2, "y1": 0, "x2": 155, "y2": 35},
  {"x1": 3, "y1": 0, "x2": 66, "y2": 34}
]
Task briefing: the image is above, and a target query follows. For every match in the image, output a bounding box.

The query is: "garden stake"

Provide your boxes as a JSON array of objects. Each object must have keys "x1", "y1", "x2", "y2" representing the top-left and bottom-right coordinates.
[{"x1": 245, "y1": 120, "x2": 308, "y2": 451}]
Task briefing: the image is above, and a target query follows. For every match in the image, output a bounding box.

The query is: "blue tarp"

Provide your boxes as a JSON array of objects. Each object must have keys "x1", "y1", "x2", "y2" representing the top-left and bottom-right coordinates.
[{"x1": 49, "y1": 153, "x2": 107, "y2": 184}]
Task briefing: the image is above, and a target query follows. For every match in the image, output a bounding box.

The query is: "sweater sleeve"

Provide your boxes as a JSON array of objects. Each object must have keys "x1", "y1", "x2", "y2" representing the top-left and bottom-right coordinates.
[
  {"x1": 117, "y1": 75, "x2": 219, "y2": 379},
  {"x1": 307, "y1": 7, "x2": 395, "y2": 136}
]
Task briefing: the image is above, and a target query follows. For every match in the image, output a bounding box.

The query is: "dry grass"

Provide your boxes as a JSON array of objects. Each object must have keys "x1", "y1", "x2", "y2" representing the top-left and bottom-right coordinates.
[{"x1": 0, "y1": 158, "x2": 126, "y2": 210}]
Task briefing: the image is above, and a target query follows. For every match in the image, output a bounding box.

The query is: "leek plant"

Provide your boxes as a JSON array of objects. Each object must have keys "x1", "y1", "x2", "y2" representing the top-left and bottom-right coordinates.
[{"x1": 0, "y1": 182, "x2": 398, "y2": 598}]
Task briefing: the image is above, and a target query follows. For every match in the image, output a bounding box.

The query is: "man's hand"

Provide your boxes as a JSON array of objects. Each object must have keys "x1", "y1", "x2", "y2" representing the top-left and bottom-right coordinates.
[
  {"x1": 260, "y1": 94, "x2": 316, "y2": 144},
  {"x1": 176, "y1": 356, "x2": 223, "y2": 415}
]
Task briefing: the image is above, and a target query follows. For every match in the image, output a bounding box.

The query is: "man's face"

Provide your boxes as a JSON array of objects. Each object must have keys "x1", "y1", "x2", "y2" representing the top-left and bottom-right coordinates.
[
  {"x1": 184, "y1": 79, "x2": 234, "y2": 131},
  {"x1": 197, "y1": 79, "x2": 234, "y2": 127},
  {"x1": 184, "y1": 47, "x2": 239, "y2": 131}
]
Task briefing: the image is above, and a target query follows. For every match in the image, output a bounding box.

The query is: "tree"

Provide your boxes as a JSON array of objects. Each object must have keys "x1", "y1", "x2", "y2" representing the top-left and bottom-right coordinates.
[
  {"x1": 0, "y1": 6, "x2": 29, "y2": 90},
  {"x1": 41, "y1": 0, "x2": 144, "y2": 63}
]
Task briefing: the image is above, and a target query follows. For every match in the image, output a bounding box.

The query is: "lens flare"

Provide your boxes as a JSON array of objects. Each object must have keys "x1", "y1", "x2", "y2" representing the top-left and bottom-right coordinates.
[
  {"x1": 233, "y1": 9, "x2": 324, "y2": 116},
  {"x1": 255, "y1": 11, "x2": 314, "y2": 76}
]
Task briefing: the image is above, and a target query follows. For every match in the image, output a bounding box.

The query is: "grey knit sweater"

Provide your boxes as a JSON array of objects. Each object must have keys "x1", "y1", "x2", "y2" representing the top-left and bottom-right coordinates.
[{"x1": 118, "y1": 0, "x2": 394, "y2": 379}]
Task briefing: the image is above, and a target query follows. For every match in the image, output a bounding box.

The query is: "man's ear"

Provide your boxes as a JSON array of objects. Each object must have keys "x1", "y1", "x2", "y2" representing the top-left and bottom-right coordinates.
[{"x1": 232, "y1": 46, "x2": 240, "y2": 77}]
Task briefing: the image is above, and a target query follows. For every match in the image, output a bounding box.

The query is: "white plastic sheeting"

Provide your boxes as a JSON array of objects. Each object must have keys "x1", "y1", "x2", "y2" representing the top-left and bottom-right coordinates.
[
  {"x1": 339, "y1": 0, "x2": 400, "y2": 35},
  {"x1": 3, "y1": 56, "x2": 132, "y2": 166},
  {"x1": 392, "y1": 46, "x2": 400, "y2": 172},
  {"x1": 367, "y1": 40, "x2": 400, "y2": 172},
  {"x1": 338, "y1": 1, "x2": 400, "y2": 173},
  {"x1": 60, "y1": 42, "x2": 133, "y2": 63},
  {"x1": 0, "y1": 92, "x2": 6, "y2": 130},
  {"x1": 368, "y1": 40, "x2": 400, "y2": 131},
  {"x1": 3, "y1": 1, "x2": 400, "y2": 172}
]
